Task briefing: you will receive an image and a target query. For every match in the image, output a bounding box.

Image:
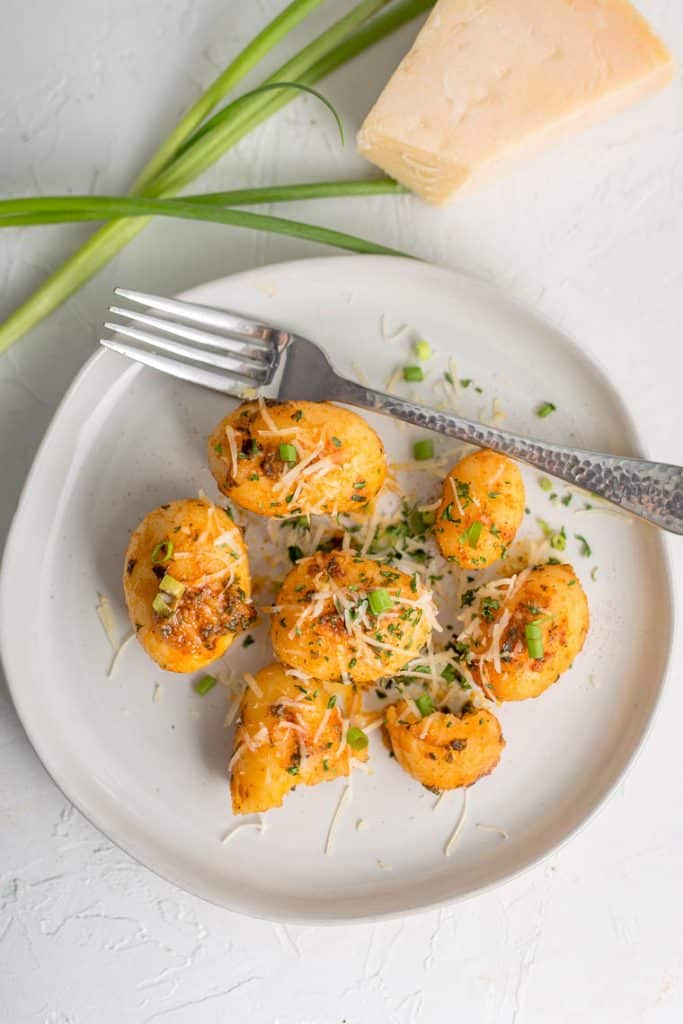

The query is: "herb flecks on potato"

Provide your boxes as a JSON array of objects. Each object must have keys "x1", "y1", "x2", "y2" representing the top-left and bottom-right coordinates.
[
  {"x1": 269, "y1": 549, "x2": 435, "y2": 685},
  {"x1": 123, "y1": 498, "x2": 254, "y2": 673},
  {"x1": 208, "y1": 399, "x2": 386, "y2": 518},
  {"x1": 435, "y1": 450, "x2": 525, "y2": 569},
  {"x1": 384, "y1": 700, "x2": 505, "y2": 790},
  {"x1": 460, "y1": 562, "x2": 589, "y2": 701},
  {"x1": 230, "y1": 663, "x2": 366, "y2": 815}
]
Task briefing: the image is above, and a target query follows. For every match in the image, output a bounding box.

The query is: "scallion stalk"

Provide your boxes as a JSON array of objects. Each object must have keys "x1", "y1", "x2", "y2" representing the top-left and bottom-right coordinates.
[{"x1": 0, "y1": 0, "x2": 433, "y2": 355}]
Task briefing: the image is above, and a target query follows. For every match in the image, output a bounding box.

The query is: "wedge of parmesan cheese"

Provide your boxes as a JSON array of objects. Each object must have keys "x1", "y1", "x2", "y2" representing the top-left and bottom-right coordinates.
[{"x1": 357, "y1": 0, "x2": 673, "y2": 205}]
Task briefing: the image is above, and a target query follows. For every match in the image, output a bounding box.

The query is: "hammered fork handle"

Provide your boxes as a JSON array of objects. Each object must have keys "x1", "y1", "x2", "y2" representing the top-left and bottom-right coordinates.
[{"x1": 331, "y1": 377, "x2": 683, "y2": 535}]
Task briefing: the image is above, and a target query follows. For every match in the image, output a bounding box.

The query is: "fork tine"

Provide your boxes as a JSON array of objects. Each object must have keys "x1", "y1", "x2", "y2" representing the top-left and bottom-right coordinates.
[
  {"x1": 100, "y1": 338, "x2": 256, "y2": 396},
  {"x1": 109, "y1": 306, "x2": 273, "y2": 364},
  {"x1": 114, "y1": 288, "x2": 275, "y2": 346},
  {"x1": 104, "y1": 322, "x2": 270, "y2": 381}
]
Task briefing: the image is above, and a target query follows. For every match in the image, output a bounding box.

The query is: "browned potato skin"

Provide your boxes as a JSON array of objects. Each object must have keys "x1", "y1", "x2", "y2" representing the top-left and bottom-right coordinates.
[
  {"x1": 208, "y1": 400, "x2": 386, "y2": 518},
  {"x1": 230, "y1": 664, "x2": 362, "y2": 815},
  {"x1": 123, "y1": 499, "x2": 254, "y2": 673},
  {"x1": 472, "y1": 563, "x2": 589, "y2": 701},
  {"x1": 270, "y1": 550, "x2": 433, "y2": 685},
  {"x1": 384, "y1": 700, "x2": 505, "y2": 789},
  {"x1": 434, "y1": 450, "x2": 525, "y2": 569}
]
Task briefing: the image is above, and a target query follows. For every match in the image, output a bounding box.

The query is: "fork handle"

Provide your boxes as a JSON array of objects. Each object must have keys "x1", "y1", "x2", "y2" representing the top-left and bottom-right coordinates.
[{"x1": 331, "y1": 378, "x2": 683, "y2": 535}]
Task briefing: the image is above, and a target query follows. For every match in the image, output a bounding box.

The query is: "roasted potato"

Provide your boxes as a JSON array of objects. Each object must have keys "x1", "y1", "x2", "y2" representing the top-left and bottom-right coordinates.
[
  {"x1": 123, "y1": 498, "x2": 255, "y2": 673},
  {"x1": 469, "y1": 563, "x2": 589, "y2": 701},
  {"x1": 384, "y1": 700, "x2": 505, "y2": 789},
  {"x1": 434, "y1": 450, "x2": 525, "y2": 569},
  {"x1": 270, "y1": 550, "x2": 434, "y2": 684},
  {"x1": 230, "y1": 663, "x2": 363, "y2": 815},
  {"x1": 208, "y1": 399, "x2": 386, "y2": 518}
]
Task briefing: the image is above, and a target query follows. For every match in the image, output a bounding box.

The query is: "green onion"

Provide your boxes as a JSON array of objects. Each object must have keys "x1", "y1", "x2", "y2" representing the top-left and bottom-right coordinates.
[
  {"x1": 242, "y1": 634, "x2": 255, "y2": 647},
  {"x1": 0, "y1": 180, "x2": 405, "y2": 228},
  {"x1": 346, "y1": 726, "x2": 368, "y2": 750},
  {"x1": 403, "y1": 366, "x2": 424, "y2": 382},
  {"x1": 525, "y1": 622, "x2": 544, "y2": 660},
  {"x1": 550, "y1": 527, "x2": 567, "y2": 551},
  {"x1": 539, "y1": 477, "x2": 553, "y2": 491},
  {"x1": 536, "y1": 401, "x2": 556, "y2": 419},
  {"x1": 152, "y1": 593, "x2": 172, "y2": 617},
  {"x1": 159, "y1": 574, "x2": 186, "y2": 598},
  {"x1": 331, "y1": 436, "x2": 342, "y2": 447},
  {"x1": 194, "y1": 674, "x2": 218, "y2": 696},
  {"x1": 327, "y1": 695, "x2": 337, "y2": 709},
  {"x1": 287, "y1": 764, "x2": 300, "y2": 776},
  {"x1": 416, "y1": 693, "x2": 434, "y2": 717},
  {"x1": 461, "y1": 521, "x2": 483, "y2": 548},
  {"x1": 151, "y1": 539, "x2": 173, "y2": 564},
  {"x1": 0, "y1": 0, "x2": 431, "y2": 354},
  {"x1": 591, "y1": 566, "x2": 599, "y2": 581},
  {"x1": 441, "y1": 664, "x2": 457, "y2": 684},
  {"x1": 575, "y1": 534, "x2": 592, "y2": 557},
  {"x1": 414, "y1": 339, "x2": 432, "y2": 361},
  {"x1": 279, "y1": 443, "x2": 297, "y2": 463},
  {"x1": 288, "y1": 545, "x2": 304, "y2": 563},
  {"x1": 368, "y1": 588, "x2": 393, "y2": 615},
  {"x1": 413, "y1": 439, "x2": 434, "y2": 461}
]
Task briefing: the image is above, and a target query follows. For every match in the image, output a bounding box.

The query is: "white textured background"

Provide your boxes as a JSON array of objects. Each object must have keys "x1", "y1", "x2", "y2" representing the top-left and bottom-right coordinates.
[{"x1": 1, "y1": 2, "x2": 682, "y2": 1021}]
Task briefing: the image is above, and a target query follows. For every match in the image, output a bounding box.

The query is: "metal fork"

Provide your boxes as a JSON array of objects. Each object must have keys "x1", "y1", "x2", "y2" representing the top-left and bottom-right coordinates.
[{"x1": 100, "y1": 288, "x2": 683, "y2": 535}]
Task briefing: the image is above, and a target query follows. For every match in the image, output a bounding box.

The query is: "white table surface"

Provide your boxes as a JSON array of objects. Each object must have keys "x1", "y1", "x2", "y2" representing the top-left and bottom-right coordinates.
[{"x1": 1, "y1": 2, "x2": 682, "y2": 1021}]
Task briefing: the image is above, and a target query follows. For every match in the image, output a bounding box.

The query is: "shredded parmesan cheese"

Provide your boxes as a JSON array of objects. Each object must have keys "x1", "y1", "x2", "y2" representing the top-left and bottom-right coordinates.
[
  {"x1": 476, "y1": 823, "x2": 509, "y2": 840},
  {"x1": 96, "y1": 592, "x2": 118, "y2": 652},
  {"x1": 106, "y1": 630, "x2": 135, "y2": 678},
  {"x1": 325, "y1": 783, "x2": 352, "y2": 855},
  {"x1": 221, "y1": 817, "x2": 267, "y2": 845},
  {"x1": 444, "y1": 789, "x2": 468, "y2": 857},
  {"x1": 224, "y1": 424, "x2": 239, "y2": 479},
  {"x1": 243, "y1": 672, "x2": 263, "y2": 698}
]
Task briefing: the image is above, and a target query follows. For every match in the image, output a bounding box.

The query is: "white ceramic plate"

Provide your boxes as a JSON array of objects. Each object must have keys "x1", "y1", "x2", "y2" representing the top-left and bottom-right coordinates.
[{"x1": 0, "y1": 257, "x2": 673, "y2": 923}]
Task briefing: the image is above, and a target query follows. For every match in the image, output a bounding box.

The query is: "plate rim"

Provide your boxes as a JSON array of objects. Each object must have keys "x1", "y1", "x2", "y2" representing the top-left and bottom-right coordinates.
[{"x1": 0, "y1": 254, "x2": 676, "y2": 924}]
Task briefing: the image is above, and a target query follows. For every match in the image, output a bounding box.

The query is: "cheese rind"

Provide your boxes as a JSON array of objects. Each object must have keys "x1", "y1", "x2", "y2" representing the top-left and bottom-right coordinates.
[{"x1": 357, "y1": 0, "x2": 674, "y2": 205}]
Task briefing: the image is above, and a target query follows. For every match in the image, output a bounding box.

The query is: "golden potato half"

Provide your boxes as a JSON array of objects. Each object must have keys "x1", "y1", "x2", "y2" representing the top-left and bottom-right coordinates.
[
  {"x1": 123, "y1": 498, "x2": 255, "y2": 673},
  {"x1": 270, "y1": 550, "x2": 434, "y2": 685},
  {"x1": 470, "y1": 563, "x2": 589, "y2": 701},
  {"x1": 230, "y1": 663, "x2": 364, "y2": 815},
  {"x1": 208, "y1": 399, "x2": 386, "y2": 518},
  {"x1": 385, "y1": 700, "x2": 505, "y2": 790},
  {"x1": 434, "y1": 450, "x2": 525, "y2": 569}
]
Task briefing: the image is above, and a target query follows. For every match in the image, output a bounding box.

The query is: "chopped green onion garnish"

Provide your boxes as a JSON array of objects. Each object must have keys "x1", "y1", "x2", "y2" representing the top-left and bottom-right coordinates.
[
  {"x1": 346, "y1": 726, "x2": 368, "y2": 750},
  {"x1": 525, "y1": 621, "x2": 544, "y2": 659},
  {"x1": 288, "y1": 545, "x2": 304, "y2": 563},
  {"x1": 536, "y1": 401, "x2": 556, "y2": 419},
  {"x1": 441, "y1": 664, "x2": 457, "y2": 684},
  {"x1": 242, "y1": 634, "x2": 255, "y2": 648},
  {"x1": 152, "y1": 593, "x2": 172, "y2": 617},
  {"x1": 414, "y1": 339, "x2": 432, "y2": 361},
  {"x1": 368, "y1": 588, "x2": 393, "y2": 615},
  {"x1": 287, "y1": 764, "x2": 300, "y2": 776},
  {"x1": 550, "y1": 527, "x2": 566, "y2": 551},
  {"x1": 591, "y1": 566, "x2": 599, "y2": 582},
  {"x1": 416, "y1": 692, "x2": 434, "y2": 717},
  {"x1": 279, "y1": 443, "x2": 297, "y2": 463},
  {"x1": 195, "y1": 674, "x2": 217, "y2": 696},
  {"x1": 444, "y1": 371, "x2": 454, "y2": 385},
  {"x1": 151, "y1": 539, "x2": 173, "y2": 564},
  {"x1": 403, "y1": 365, "x2": 424, "y2": 382},
  {"x1": 539, "y1": 477, "x2": 552, "y2": 492},
  {"x1": 327, "y1": 695, "x2": 337, "y2": 710},
  {"x1": 159, "y1": 574, "x2": 186, "y2": 598},
  {"x1": 575, "y1": 534, "x2": 592, "y2": 557},
  {"x1": 413, "y1": 439, "x2": 434, "y2": 461},
  {"x1": 461, "y1": 521, "x2": 483, "y2": 548},
  {"x1": 331, "y1": 436, "x2": 342, "y2": 447}
]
